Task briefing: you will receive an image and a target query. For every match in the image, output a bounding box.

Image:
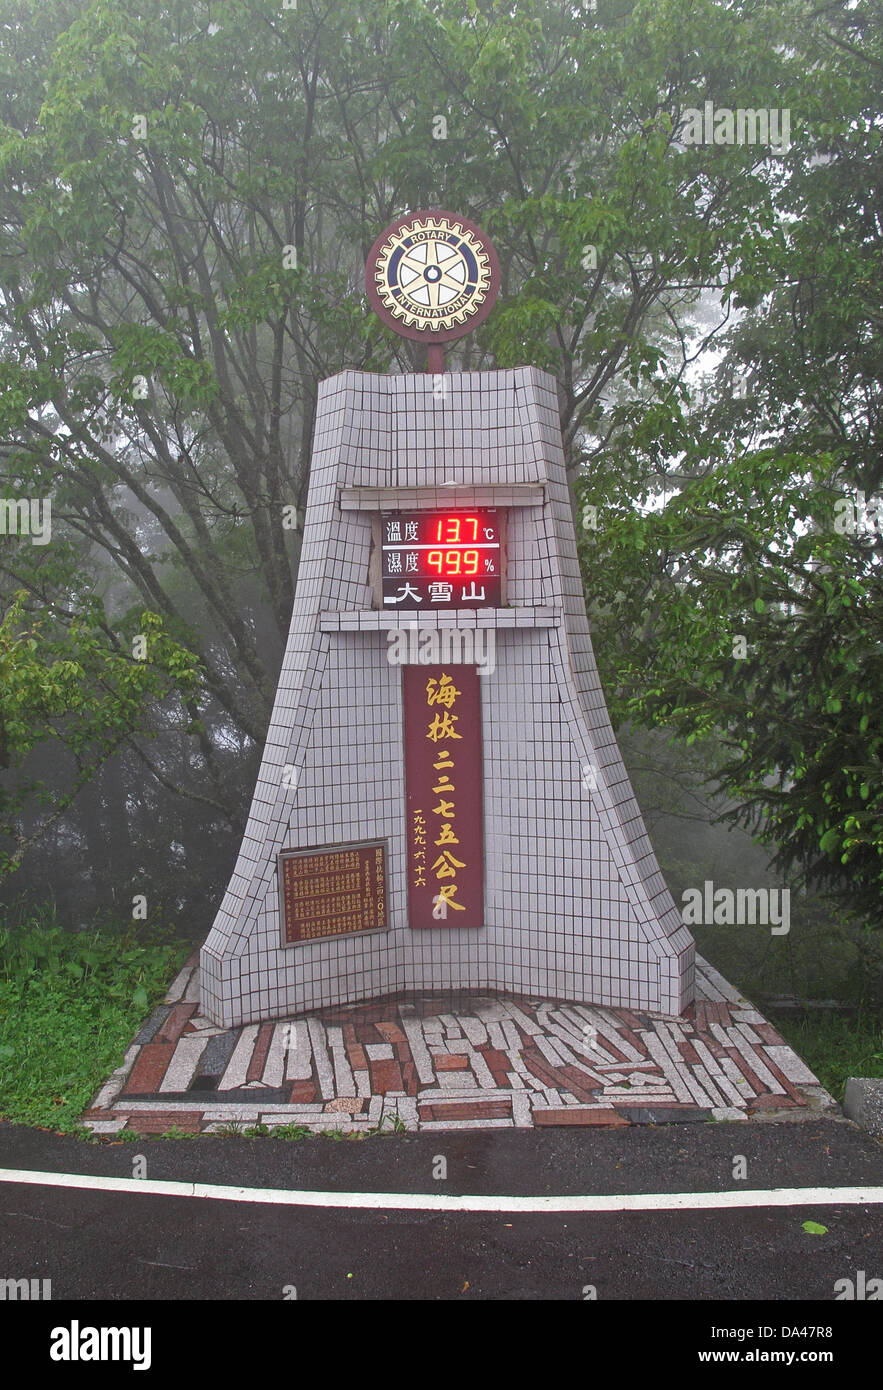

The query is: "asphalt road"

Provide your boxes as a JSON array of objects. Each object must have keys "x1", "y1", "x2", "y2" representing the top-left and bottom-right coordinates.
[{"x1": 1, "y1": 1114, "x2": 880, "y2": 1306}]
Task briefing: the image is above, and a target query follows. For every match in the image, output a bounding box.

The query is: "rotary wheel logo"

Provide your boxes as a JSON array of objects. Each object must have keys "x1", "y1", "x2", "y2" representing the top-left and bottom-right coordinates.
[{"x1": 366, "y1": 211, "x2": 500, "y2": 342}]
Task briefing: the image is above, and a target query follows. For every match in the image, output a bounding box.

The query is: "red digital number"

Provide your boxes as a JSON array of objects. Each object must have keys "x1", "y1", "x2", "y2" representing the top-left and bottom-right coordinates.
[
  {"x1": 433, "y1": 515, "x2": 481, "y2": 544},
  {"x1": 435, "y1": 517, "x2": 461, "y2": 543},
  {"x1": 425, "y1": 515, "x2": 493, "y2": 577}
]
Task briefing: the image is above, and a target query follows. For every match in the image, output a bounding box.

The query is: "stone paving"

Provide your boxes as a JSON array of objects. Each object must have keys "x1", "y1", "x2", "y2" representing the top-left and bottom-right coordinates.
[{"x1": 81, "y1": 955, "x2": 836, "y2": 1136}]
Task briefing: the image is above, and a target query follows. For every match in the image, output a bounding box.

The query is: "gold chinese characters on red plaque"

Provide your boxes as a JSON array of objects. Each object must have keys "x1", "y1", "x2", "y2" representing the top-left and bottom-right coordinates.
[
  {"x1": 278, "y1": 841, "x2": 387, "y2": 946},
  {"x1": 403, "y1": 664, "x2": 483, "y2": 928}
]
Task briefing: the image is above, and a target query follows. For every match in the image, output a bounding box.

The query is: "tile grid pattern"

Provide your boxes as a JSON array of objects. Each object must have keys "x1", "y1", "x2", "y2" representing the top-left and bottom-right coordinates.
[
  {"x1": 81, "y1": 960, "x2": 834, "y2": 1135},
  {"x1": 200, "y1": 369, "x2": 693, "y2": 1027}
]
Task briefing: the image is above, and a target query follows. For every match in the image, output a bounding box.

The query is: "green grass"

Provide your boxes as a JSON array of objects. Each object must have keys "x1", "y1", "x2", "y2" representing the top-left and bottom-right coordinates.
[
  {"x1": 267, "y1": 1124, "x2": 313, "y2": 1140},
  {"x1": 682, "y1": 890, "x2": 883, "y2": 1103},
  {"x1": 123, "y1": 1114, "x2": 407, "y2": 1142},
  {"x1": 765, "y1": 1009, "x2": 883, "y2": 1103},
  {"x1": 0, "y1": 904, "x2": 188, "y2": 1133}
]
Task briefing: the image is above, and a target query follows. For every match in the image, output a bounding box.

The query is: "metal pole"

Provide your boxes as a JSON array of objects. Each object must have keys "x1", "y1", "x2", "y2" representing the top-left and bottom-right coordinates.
[{"x1": 427, "y1": 344, "x2": 445, "y2": 375}]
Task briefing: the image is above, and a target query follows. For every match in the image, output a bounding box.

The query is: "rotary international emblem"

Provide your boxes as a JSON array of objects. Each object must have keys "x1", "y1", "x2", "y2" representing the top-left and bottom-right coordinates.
[{"x1": 365, "y1": 210, "x2": 500, "y2": 344}]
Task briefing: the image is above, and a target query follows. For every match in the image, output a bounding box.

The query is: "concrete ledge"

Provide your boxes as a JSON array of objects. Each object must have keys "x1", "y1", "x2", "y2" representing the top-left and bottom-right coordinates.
[
  {"x1": 318, "y1": 608, "x2": 560, "y2": 630},
  {"x1": 843, "y1": 1078, "x2": 883, "y2": 1136},
  {"x1": 340, "y1": 484, "x2": 545, "y2": 510}
]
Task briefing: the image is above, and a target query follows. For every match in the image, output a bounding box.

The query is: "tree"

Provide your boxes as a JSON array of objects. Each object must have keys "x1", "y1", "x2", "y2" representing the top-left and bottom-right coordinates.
[
  {"x1": 2, "y1": 0, "x2": 867, "y2": 911},
  {"x1": 0, "y1": 593, "x2": 201, "y2": 879},
  {"x1": 580, "y1": 0, "x2": 883, "y2": 923}
]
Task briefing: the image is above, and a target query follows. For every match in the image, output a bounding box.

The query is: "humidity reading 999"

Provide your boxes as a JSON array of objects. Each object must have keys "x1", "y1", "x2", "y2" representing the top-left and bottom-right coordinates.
[{"x1": 381, "y1": 510, "x2": 502, "y2": 609}]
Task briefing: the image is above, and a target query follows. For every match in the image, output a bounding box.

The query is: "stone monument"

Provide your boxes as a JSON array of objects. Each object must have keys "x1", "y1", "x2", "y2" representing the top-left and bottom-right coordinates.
[{"x1": 200, "y1": 210, "x2": 694, "y2": 1028}]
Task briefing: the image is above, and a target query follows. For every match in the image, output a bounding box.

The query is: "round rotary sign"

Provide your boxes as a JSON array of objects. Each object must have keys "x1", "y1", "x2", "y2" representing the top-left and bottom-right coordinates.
[{"x1": 365, "y1": 210, "x2": 500, "y2": 343}]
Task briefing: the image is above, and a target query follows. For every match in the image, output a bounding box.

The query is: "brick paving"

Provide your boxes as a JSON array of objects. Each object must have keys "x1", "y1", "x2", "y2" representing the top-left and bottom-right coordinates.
[{"x1": 81, "y1": 956, "x2": 836, "y2": 1135}]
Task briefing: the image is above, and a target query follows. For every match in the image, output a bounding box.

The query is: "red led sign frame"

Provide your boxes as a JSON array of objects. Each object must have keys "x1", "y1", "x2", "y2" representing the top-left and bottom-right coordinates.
[{"x1": 380, "y1": 510, "x2": 502, "y2": 609}]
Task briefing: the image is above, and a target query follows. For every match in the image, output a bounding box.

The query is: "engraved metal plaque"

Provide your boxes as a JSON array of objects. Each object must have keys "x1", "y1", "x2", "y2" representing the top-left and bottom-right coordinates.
[{"x1": 279, "y1": 840, "x2": 388, "y2": 947}]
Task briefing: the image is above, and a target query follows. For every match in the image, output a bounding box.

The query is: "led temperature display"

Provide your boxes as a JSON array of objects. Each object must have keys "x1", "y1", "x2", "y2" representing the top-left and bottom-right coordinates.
[{"x1": 381, "y1": 511, "x2": 502, "y2": 609}]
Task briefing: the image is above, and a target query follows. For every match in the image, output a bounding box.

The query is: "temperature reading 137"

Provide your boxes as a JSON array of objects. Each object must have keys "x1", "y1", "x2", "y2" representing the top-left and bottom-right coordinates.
[{"x1": 433, "y1": 516, "x2": 496, "y2": 544}]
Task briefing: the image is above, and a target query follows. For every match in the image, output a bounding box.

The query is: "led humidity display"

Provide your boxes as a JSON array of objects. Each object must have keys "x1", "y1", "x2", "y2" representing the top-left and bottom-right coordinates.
[{"x1": 381, "y1": 510, "x2": 502, "y2": 608}]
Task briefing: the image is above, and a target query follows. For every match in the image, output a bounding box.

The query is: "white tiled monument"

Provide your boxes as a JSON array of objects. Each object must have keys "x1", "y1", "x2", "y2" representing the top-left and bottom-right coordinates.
[{"x1": 200, "y1": 364, "x2": 695, "y2": 1027}]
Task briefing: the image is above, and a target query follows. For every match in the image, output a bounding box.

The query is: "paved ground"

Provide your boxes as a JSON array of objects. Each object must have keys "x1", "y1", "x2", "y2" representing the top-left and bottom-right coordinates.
[
  {"x1": 81, "y1": 956, "x2": 836, "y2": 1136},
  {"x1": 1, "y1": 1117, "x2": 880, "y2": 1302},
  {"x1": 4, "y1": 960, "x2": 875, "y2": 1334}
]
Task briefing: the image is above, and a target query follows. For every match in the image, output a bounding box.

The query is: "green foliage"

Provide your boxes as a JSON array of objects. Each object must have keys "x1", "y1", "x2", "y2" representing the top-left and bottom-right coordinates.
[
  {"x1": 268, "y1": 1124, "x2": 312, "y2": 1141},
  {"x1": 109, "y1": 326, "x2": 218, "y2": 407},
  {"x1": 770, "y1": 1010, "x2": 883, "y2": 1104},
  {"x1": 581, "y1": 453, "x2": 883, "y2": 922},
  {"x1": 578, "y1": 0, "x2": 883, "y2": 922},
  {"x1": 0, "y1": 0, "x2": 821, "y2": 734},
  {"x1": 0, "y1": 0, "x2": 879, "y2": 930},
  {"x1": 0, "y1": 904, "x2": 187, "y2": 1131},
  {"x1": 210, "y1": 1120, "x2": 245, "y2": 1138},
  {"x1": 0, "y1": 593, "x2": 202, "y2": 879},
  {"x1": 373, "y1": 1110, "x2": 407, "y2": 1134}
]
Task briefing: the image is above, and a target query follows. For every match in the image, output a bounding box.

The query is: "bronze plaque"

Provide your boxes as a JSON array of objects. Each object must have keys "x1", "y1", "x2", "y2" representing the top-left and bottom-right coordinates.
[{"x1": 279, "y1": 840, "x2": 387, "y2": 947}]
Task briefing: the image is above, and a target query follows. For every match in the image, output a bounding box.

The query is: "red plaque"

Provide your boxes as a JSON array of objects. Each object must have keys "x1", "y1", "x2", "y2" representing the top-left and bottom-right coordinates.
[
  {"x1": 279, "y1": 841, "x2": 387, "y2": 946},
  {"x1": 403, "y1": 665, "x2": 484, "y2": 928}
]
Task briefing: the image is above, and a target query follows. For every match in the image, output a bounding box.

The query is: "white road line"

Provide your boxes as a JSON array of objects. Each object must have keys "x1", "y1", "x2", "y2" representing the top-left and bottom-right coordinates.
[{"x1": 1, "y1": 1168, "x2": 882, "y2": 1213}]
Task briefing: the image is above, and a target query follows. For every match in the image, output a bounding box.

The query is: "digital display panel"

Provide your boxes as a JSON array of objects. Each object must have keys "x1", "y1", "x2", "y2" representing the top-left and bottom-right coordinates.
[{"x1": 381, "y1": 510, "x2": 501, "y2": 608}]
